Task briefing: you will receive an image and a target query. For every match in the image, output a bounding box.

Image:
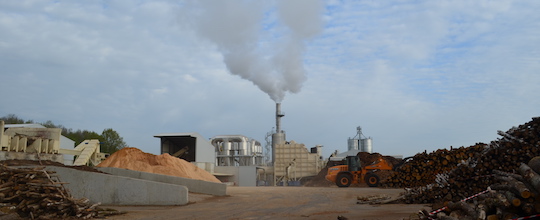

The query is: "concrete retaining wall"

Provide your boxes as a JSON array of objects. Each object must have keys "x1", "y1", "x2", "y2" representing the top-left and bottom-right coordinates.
[
  {"x1": 97, "y1": 167, "x2": 227, "y2": 196},
  {"x1": 43, "y1": 166, "x2": 189, "y2": 205},
  {"x1": 0, "y1": 151, "x2": 64, "y2": 163}
]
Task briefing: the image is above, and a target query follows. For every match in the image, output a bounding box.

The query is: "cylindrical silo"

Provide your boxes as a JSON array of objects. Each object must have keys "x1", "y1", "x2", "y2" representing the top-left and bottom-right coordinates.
[
  {"x1": 348, "y1": 138, "x2": 359, "y2": 151},
  {"x1": 360, "y1": 138, "x2": 373, "y2": 153}
]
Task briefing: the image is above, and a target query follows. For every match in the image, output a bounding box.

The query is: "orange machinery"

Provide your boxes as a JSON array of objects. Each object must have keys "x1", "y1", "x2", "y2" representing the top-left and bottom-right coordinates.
[{"x1": 325, "y1": 156, "x2": 393, "y2": 187}]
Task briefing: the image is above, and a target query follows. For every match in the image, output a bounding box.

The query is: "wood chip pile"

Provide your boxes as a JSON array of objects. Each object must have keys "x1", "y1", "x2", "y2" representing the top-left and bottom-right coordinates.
[
  {"x1": 0, "y1": 165, "x2": 100, "y2": 219},
  {"x1": 97, "y1": 147, "x2": 221, "y2": 183}
]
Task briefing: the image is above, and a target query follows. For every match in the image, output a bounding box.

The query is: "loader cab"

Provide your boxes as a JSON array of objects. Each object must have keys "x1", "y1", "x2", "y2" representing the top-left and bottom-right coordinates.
[{"x1": 345, "y1": 156, "x2": 361, "y2": 172}]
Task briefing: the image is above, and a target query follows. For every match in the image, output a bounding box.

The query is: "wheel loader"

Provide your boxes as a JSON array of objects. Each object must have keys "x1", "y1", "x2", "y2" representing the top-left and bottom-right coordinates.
[{"x1": 325, "y1": 155, "x2": 394, "y2": 187}]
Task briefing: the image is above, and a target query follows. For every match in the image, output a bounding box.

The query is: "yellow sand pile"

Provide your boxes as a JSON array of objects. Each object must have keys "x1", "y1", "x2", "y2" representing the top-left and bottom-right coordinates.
[{"x1": 97, "y1": 147, "x2": 221, "y2": 183}]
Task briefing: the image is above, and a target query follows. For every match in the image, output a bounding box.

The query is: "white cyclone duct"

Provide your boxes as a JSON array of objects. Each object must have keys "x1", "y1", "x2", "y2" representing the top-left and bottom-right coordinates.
[{"x1": 211, "y1": 135, "x2": 263, "y2": 166}]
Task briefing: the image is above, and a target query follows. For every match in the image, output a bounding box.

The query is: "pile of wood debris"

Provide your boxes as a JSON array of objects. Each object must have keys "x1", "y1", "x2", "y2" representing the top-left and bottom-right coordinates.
[
  {"x1": 0, "y1": 164, "x2": 122, "y2": 219},
  {"x1": 418, "y1": 161, "x2": 540, "y2": 219},
  {"x1": 382, "y1": 144, "x2": 487, "y2": 189},
  {"x1": 385, "y1": 117, "x2": 540, "y2": 219}
]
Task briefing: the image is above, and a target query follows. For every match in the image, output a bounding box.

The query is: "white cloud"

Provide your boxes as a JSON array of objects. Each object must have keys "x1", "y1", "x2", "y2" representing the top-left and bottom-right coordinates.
[{"x1": 0, "y1": 0, "x2": 538, "y2": 158}]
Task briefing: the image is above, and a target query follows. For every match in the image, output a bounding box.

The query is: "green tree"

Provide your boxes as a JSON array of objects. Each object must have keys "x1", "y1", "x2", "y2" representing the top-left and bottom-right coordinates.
[
  {"x1": 41, "y1": 120, "x2": 60, "y2": 128},
  {"x1": 65, "y1": 129, "x2": 102, "y2": 146},
  {"x1": 0, "y1": 114, "x2": 33, "y2": 124},
  {"x1": 100, "y1": 128, "x2": 127, "y2": 154}
]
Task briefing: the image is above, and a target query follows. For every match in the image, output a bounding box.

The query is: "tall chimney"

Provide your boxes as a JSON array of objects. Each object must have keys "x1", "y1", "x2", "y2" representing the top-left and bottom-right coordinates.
[
  {"x1": 272, "y1": 103, "x2": 286, "y2": 167},
  {"x1": 276, "y1": 103, "x2": 285, "y2": 133}
]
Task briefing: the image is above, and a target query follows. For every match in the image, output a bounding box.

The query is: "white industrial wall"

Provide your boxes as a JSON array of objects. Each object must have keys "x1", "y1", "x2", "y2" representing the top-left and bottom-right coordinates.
[
  {"x1": 214, "y1": 166, "x2": 257, "y2": 186},
  {"x1": 193, "y1": 133, "x2": 216, "y2": 163}
]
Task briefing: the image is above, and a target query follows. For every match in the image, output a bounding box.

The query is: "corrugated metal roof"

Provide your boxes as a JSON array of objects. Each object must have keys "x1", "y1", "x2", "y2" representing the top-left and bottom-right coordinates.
[
  {"x1": 4, "y1": 124, "x2": 46, "y2": 128},
  {"x1": 153, "y1": 132, "x2": 201, "y2": 138}
]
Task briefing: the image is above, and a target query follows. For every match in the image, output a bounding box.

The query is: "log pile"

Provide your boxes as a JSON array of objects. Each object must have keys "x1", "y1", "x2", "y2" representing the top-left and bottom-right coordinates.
[
  {"x1": 399, "y1": 117, "x2": 540, "y2": 204},
  {"x1": 382, "y1": 144, "x2": 487, "y2": 188},
  {"x1": 418, "y1": 162, "x2": 540, "y2": 219},
  {"x1": 357, "y1": 152, "x2": 402, "y2": 168},
  {"x1": 0, "y1": 164, "x2": 100, "y2": 219}
]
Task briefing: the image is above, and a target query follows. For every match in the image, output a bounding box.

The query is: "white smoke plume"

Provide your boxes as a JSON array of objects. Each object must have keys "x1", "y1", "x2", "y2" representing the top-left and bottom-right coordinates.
[{"x1": 182, "y1": 0, "x2": 324, "y2": 103}]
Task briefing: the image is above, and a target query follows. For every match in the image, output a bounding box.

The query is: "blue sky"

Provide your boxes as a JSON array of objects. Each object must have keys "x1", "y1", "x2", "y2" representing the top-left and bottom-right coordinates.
[{"x1": 1, "y1": 0, "x2": 539, "y2": 158}]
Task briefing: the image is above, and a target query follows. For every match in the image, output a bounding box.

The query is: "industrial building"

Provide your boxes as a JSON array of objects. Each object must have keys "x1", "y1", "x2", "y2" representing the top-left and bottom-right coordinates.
[
  {"x1": 0, "y1": 121, "x2": 105, "y2": 165},
  {"x1": 154, "y1": 132, "x2": 215, "y2": 164},
  {"x1": 273, "y1": 141, "x2": 324, "y2": 185},
  {"x1": 151, "y1": 103, "x2": 325, "y2": 186},
  {"x1": 1, "y1": 102, "x2": 327, "y2": 188},
  {"x1": 269, "y1": 103, "x2": 325, "y2": 186}
]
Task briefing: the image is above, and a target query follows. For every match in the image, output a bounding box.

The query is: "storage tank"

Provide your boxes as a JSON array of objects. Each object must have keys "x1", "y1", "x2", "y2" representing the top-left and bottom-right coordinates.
[
  {"x1": 348, "y1": 126, "x2": 373, "y2": 153},
  {"x1": 347, "y1": 138, "x2": 359, "y2": 151},
  {"x1": 360, "y1": 137, "x2": 373, "y2": 153}
]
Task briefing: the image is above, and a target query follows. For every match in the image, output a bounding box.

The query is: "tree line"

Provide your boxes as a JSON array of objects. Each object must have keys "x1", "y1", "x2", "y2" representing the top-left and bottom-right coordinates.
[{"x1": 1, "y1": 114, "x2": 126, "y2": 154}]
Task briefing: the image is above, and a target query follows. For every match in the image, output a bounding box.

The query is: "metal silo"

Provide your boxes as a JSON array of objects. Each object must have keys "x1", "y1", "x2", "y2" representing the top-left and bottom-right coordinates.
[
  {"x1": 349, "y1": 126, "x2": 374, "y2": 153},
  {"x1": 360, "y1": 137, "x2": 373, "y2": 153},
  {"x1": 347, "y1": 138, "x2": 359, "y2": 151}
]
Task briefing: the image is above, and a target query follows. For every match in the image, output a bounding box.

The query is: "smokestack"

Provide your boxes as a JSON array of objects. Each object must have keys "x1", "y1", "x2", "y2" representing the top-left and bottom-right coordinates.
[
  {"x1": 276, "y1": 103, "x2": 285, "y2": 133},
  {"x1": 272, "y1": 102, "x2": 286, "y2": 167}
]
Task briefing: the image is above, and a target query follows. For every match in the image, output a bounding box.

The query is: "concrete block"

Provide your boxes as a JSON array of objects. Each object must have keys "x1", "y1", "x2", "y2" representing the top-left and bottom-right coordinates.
[
  {"x1": 97, "y1": 167, "x2": 227, "y2": 196},
  {"x1": 42, "y1": 166, "x2": 188, "y2": 205}
]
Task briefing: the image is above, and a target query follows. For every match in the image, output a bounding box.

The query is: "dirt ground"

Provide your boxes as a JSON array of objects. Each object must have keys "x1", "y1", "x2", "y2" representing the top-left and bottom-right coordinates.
[{"x1": 103, "y1": 186, "x2": 430, "y2": 220}]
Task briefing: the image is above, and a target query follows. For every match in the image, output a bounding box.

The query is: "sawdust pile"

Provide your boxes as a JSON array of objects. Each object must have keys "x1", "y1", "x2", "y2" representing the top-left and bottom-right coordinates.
[{"x1": 97, "y1": 147, "x2": 221, "y2": 183}]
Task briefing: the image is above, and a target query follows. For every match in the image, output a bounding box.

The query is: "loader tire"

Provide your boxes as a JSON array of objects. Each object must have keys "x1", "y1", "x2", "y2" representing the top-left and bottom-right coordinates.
[
  {"x1": 336, "y1": 173, "x2": 351, "y2": 187},
  {"x1": 365, "y1": 173, "x2": 380, "y2": 187}
]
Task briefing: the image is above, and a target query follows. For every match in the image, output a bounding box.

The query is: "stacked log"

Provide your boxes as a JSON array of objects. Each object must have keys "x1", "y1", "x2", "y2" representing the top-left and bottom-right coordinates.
[
  {"x1": 382, "y1": 144, "x2": 487, "y2": 188},
  {"x1": 357, "y1": 152, "x2": 402, "y2": 168},
  {"x1": 0, "y1": 164, "x2": 100, "y2": 219},
  {"x1": 400, "y1": 117, "x2": 540, "y2": 204},
  {"x1": 418, "y1": 162, "x2": 540, "y2": 219}
]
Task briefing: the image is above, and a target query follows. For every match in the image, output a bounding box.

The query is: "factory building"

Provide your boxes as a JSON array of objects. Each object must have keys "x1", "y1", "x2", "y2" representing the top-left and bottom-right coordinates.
[
  {"x1": 154, "y1": 132, "x2": 215, "y2": 164},
  {"x1": 273, "y1": 141, "x2": 323, "y2": 186},
  {"x1": 154, "y1": 103, "x2": 325, "y2": 187},
  {"x1": 270, "y1": 103, "x2": 325, "y2": 186}
]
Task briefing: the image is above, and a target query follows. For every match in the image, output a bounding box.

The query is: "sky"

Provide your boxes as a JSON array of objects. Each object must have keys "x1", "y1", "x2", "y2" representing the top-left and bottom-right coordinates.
[{"x1": 1, "y1": 0, "x2": 539, "y2": 159}]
